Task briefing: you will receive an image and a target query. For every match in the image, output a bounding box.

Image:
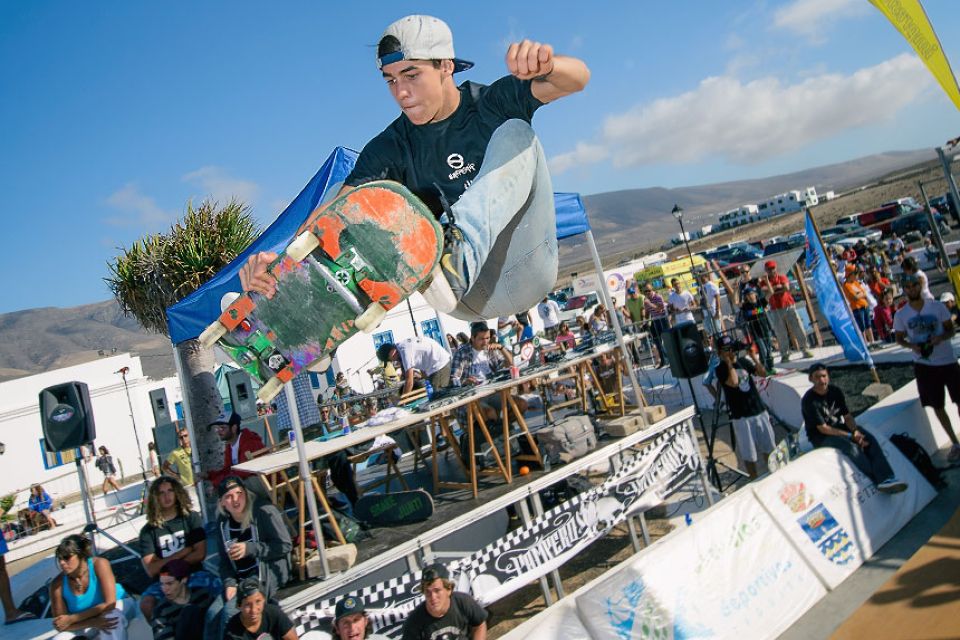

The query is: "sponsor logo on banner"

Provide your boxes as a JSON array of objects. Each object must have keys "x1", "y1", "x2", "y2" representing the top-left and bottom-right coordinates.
[
  {"x1": 778, "y1": 482, "x2": 812, "y2": 514},
  {"x1": 798, "y1": 503, "x2": 856, "y2": 566},
  {"x1": 291, "y1": 422, "x2": 702, "y2": 638}
]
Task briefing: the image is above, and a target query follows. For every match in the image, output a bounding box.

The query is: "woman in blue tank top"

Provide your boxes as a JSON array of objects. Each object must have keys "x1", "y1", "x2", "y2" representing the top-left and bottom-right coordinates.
[{"x1": 48, "y1": 534, "x2": 132, "y2": 640}]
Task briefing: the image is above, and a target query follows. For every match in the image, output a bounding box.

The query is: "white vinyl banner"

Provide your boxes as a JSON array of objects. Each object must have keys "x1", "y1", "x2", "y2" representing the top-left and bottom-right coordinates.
[
  {"x1": 751, "y1": 444, "x2": 936, "y2": 589},
  {"x1": 574, "y1": 489, "x2": 825, "y2": 640}
]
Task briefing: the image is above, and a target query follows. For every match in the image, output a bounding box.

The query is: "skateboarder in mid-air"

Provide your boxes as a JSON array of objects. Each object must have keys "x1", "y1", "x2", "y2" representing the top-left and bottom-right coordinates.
[{"x1": 240, "y1": 14, "x2": 590, "y2": 321}]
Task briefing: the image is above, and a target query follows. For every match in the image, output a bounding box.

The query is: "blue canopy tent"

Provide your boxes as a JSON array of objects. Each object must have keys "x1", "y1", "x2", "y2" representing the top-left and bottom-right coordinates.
[{"x1": 164, "y1": 147, "x2": 642, "y2": 575}]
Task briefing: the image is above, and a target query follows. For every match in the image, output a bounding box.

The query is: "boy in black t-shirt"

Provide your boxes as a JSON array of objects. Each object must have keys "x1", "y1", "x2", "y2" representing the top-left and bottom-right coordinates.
[
  {"x1": 138, "y1": 477, "x2": 217, "y2": 623},
  {"x1": 801, "y1": 363, "x2": 906, "y2": 493},
  {"x1": 224, "y1": 578, "x2": 296, "y2": 640},
  {"x1": 402, "y1": 563, "x2": 487, "y2": 640},
  {"x1": 240, "y1": 15, "x2": 590, "y2": 321},
  {"x1": 715, "y1": 336, "x2": 776, "y2": 478}
]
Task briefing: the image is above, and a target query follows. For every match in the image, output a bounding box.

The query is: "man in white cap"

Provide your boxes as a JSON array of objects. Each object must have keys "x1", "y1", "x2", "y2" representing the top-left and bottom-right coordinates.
[{"x1": 241, "y1": 15, "x2": 590, "y2": 321}]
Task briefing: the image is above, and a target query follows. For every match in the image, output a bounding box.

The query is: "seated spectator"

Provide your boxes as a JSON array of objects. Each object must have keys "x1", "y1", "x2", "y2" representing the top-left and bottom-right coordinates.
[
  {"x1": 203, "y1": 411, "x2": 264, "y2": 490},
  {"x1": 0, "y1": 508, "x2": 33, "y2": 624},
  {"x1": 715, "y1": 336, "x2": 776, "y2": 478},
  {"x1": 866, "y1": 266, "x2": 890, "y2": 300},
  {"x1": 215, "y1": 476, "x2": 292, "y2": 637},
  {"x1": 873, "y1": 289, "x2": 896, "y2": 343},
  {"x1": 401, "y1": 563, "x2": 487, "y2": 640},
  {"x1": 224, "y1": 578, "x2": 297, "y2": 640},
  {"x1": 28, "y1": 484, "x2": 58, "y2": 530},
  {"x1": 801, "y1": 364, "x2": 906, "y2": 493},
  {"x1": 151, "y1": 559, "x2": 217, "y2": 640},
  {"x1": 449, "y1": 322, "x2": 529, "y2": 442},
  {"x1": 138, "y1": 477, "x2": 216, "y2": 624},
  {"x1": 589, "y1": 304, "x2": 609, "y2": 333},
  {"x1": 332, "y1": 594, "x2": 390, "y2": 639},
  {"x1": 49, "y1": 534, "x2": 134, "y2": 639}
]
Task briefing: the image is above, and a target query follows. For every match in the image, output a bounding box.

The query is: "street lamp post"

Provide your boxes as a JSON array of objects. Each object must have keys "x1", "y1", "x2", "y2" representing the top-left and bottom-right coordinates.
[
  {"x1": 671, "y1": 204, "x2": 697, "y2": 267},
  {"x1": 116, "y1": 367, "x2": 148, "y2": 483}
]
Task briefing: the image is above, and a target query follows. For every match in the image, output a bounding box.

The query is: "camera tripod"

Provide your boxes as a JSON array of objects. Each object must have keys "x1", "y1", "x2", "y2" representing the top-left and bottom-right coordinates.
[{"x1": 683, "y1": 378, "x2": 750, "y2": 493}]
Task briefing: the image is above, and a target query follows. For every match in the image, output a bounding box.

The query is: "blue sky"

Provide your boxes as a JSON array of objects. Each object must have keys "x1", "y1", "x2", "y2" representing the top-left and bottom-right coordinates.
[{"x1": 1, "y1": 1, "x2": 958, "y2": 314}]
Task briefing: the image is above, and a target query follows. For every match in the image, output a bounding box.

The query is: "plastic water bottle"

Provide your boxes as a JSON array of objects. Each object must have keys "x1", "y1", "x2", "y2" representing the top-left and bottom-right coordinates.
[
  {"x1": 340, "y1": 415, "x2": 351, "y2": 435},
  {"x1": 288, "y1": 429, "x2": 296, "y2": 445},
  {"x1": 424, "y1": 380, "x2": 434, "y2": 400}
]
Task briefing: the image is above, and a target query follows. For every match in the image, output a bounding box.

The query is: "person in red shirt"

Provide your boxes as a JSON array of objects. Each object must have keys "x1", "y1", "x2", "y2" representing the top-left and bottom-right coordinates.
[
  {"x1": 873, "y1": 288, "x2": 895, "y2": 343},
  {"x1": 866, "y1": 266, "x2": 890, "y2": 300},
  {"x1": 203, "y1": 412, "x2": 265, "y2": 490},
  {"x1": 761, "y1": 260, "x2": 813, "y2": 363}
]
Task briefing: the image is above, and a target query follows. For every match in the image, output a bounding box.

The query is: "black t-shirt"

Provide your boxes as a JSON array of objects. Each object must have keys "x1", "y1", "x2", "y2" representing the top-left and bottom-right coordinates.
[
  {"x1": 224, "y1": 603, "x2": 294, "y2": 640},
  {"x1": 345, "y1": 76, "x2": 543, "y2": 216},
  {"x1": 401, "y1": 591, "x2": 488, "y2": 640},
  {"x1": 715, "y1": 358, "x2": 765, "y2": 419},
  {"x1": 152, "y1": 585, "x2": 216, "y2": 640},
  {"x1": 225, "y1": 517, "x2": 259, "y2": 580},
  {"x1": 138, "y1": 511, "x2": 205, "y2": 568},
  {"x1": 801, "y1": 384, "x2": 851, "y2": 447}
]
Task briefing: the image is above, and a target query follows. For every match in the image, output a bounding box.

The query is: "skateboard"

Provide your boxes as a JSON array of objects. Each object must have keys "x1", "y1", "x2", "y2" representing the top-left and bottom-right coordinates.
[
  {"x1": 352, "y1": 488, "x2": 434, "y2": 526},
  {"x1": 199, "y1": 181, "x2": 443, "y2": 402}
]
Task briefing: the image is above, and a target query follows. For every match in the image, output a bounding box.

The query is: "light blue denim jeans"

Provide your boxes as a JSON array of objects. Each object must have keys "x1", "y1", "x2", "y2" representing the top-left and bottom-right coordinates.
[{"x1": 445, "y1": 119, "x2": 558, "y2": 320}]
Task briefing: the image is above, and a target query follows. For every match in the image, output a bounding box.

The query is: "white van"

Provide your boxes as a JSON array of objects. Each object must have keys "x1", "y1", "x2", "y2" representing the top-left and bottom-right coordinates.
[{"x1": 834, "y1": 213, "x2": 864, "y2": 228}]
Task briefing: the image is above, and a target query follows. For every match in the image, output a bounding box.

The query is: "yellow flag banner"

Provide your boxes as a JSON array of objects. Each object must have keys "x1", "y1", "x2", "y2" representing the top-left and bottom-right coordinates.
[{"x1": 869, "y1": 0, "x2": 960, "y2": 111}]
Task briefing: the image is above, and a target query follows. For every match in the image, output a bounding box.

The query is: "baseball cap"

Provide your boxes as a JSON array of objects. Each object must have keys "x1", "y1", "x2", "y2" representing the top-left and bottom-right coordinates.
[
  {"x1": 217, "y1": 475, "x2": 245, "y2": 498},
  {"x1": 236, "y1": 577, "x2": 265, "y2": 603},
  {"x1": 377, "y1": 15, "x2": 474, "y2": 73},
  {"x1": 334, "y1": 595, "x2": 366, "y2": 620},
  {"x1": 627, "y1": 287, "x2": 637, "y2": 294},
  {"x1": 764, "y1": 260, "x2": 777, "y2": 270},
  {"x1": 209, "y1": 411, "x2": 241, "y2": 428},
  {"x1": 159, "y1": 558, "x2": 191, "y2": 580},
  {"x1": 844, "y1": 263, "x2": 857, "y2": 275},
  {"x1": 941, "y1": 292, "x2": 955, "y2": 303},
  {"x1": 420, "y1": 563, "x2": 450, "y2": 583}
]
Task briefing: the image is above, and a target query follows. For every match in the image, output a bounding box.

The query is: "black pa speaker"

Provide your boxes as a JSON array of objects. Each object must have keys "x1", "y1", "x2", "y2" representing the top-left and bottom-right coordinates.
[
  {"x1": 226, "y1": 369, "x2": 257, "y2": 419},
  {"x1": 149, "y1": 388, "x2": 172, "y2": 426},
  {"x1": 663, "y1": 322, "x2": 708, "y2": 379},
  {"x1": 39, "y1": 382, "x2": 97, "y2": 452}
]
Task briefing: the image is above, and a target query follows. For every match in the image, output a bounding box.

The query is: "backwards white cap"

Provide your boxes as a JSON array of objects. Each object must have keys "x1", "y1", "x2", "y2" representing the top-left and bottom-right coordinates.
[{"x1": 377, "y1": 15, "x2": 473, "y2": 73}]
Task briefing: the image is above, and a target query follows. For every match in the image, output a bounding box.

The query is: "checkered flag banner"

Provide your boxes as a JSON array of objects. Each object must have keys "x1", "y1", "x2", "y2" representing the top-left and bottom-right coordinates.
[{"x1": 294, "y1": 420, "x2": 700, "y2": 637}]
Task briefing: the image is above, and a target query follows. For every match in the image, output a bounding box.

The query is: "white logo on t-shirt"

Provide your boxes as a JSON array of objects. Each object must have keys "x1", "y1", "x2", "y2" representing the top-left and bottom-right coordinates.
[{"x1": 447, "y1": 153, "x2": 464, "y2": 169}]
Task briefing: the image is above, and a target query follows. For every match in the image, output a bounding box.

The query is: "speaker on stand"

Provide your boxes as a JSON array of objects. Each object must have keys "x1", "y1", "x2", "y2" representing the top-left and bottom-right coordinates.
[
  {"x1": 38, "y1": 381, "x2": 141, "y2": 560},
  {"x1": 661, "y1": 323, "x2": 748, "y2": 493}
]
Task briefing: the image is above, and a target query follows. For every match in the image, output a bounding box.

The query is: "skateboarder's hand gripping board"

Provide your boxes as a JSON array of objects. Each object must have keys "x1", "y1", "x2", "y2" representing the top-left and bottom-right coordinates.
[{"x1": 201, "y1": 182, "x2": 442, "y2": 403}]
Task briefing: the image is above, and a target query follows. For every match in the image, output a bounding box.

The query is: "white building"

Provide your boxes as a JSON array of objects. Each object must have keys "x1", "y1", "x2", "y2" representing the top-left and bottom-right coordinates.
[
  {"x1": 0, "y1": 353, "x2": 181, "y2": 503},
  {"x1": 718, "y1": 204, "x2": 760, "y2": 229}
]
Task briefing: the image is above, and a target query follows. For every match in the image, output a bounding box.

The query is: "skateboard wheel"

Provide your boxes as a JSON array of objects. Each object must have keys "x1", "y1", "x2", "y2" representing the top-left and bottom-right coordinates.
[
  {"x1": 355, "y1": 303, "x2": 387, "y2": 333},
  {"x1": 199, "y1": 321, "x2": 228, "y2": 349},
  {"x1": 306, "y1": 355, "x2": 332, "y2": 373},
  {"x1": 286, "y1": 230, "x2": 320, "y2": 262},
  {"x1": 419, "y1": 265, "x2": 458, "y2": 313},
  {"x1": 257, "y1": 377, "x2": 285, "y2": 404}
]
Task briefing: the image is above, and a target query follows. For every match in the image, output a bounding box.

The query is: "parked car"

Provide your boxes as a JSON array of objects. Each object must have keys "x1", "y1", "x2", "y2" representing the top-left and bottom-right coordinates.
[
  {"x1": 858, "y1": 203, "x2": 913, "y2": 236},
  {"x1": 890, "y1": 209, "x2": 951, "y2": 238},
  {"x1": 819, "y1": 226, "x2": 854, "y2": 241},
  {"x1": 762, "y1": 236, "x2": 805, "y2": 257},
  {"x1": 834, "y1": 213, "x2": 865, "y2": 227}
]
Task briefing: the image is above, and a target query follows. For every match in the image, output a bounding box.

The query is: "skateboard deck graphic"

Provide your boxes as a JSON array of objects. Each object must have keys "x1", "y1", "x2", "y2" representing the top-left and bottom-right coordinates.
[
  {"x1": 200, "y1": 181, "x2": 443, "y2": 402},
  {"x1": 353, "y1": 489, "x2": 434, "y2": 526}
]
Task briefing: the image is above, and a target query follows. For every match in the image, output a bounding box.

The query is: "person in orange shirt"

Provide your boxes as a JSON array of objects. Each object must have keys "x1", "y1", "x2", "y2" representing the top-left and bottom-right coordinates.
[{"x1": 843, "y1": 265, "x2": 875, "y2": 344}]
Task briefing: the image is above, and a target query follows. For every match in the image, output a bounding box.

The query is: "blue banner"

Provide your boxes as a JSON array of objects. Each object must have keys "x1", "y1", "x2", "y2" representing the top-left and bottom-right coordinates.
[{"x1": 804, "y1": 212, "x2": 873, "y2": 365}]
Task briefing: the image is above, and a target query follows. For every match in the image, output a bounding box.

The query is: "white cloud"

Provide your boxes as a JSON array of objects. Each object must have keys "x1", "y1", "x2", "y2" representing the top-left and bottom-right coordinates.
[
  {"x1": 103, "y1": 183, "x2": 176, "y2": 228},
  {"x1": 773, "y1": 0, "x2": 868, "y2": 41},
  {"x1": 182, "y1": 166, "x2": 259, "y2": 206},
  {"x1": 550, "y1": 53, "x2": 932, "y2": 173}
]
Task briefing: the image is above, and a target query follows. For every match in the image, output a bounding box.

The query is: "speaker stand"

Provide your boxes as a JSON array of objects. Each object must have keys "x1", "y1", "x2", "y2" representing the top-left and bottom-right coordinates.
[
  {"x1": 683, "y1": 378, "x2": 749, "y2": 493},
  {"x1": 75, "y1": 458, "x2": 141, "y2": 562}
]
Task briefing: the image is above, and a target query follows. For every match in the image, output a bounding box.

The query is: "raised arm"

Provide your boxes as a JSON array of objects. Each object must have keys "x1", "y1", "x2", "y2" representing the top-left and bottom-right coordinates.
[{"x1": 505, "y1": 41, "x2": 590, "y2": 104}]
